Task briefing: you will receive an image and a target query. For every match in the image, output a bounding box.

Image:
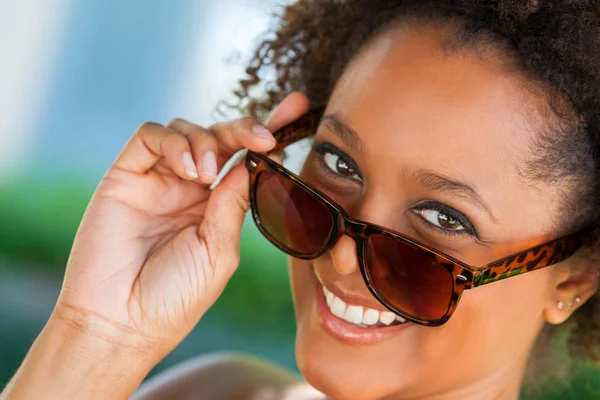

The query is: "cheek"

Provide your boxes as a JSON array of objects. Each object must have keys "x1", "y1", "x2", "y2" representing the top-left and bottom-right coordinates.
[
  {"x1": 469, "y1": 271, "x2": 550, "y2": 323},
  {"x1": 449, "y1": 271, "x2": 550, "y2": 365},
  {"x1": 288, "y1": 257, "x2": 314, "y2": 318},
  {"x1": 286, "y1": 256, "x2": 551, "y2": 397}
]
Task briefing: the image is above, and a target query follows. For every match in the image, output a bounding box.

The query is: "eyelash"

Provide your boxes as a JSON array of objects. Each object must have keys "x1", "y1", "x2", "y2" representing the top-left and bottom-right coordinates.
[
  {"x1": 412, "y1": 201, "x2": 477, "y2": 238},
  {"x1": 313, "y1": 142, "x2": 362, "y2": 182},
  {"x1": 312, "y1": 142, "x2": 478, "y2": 238}
]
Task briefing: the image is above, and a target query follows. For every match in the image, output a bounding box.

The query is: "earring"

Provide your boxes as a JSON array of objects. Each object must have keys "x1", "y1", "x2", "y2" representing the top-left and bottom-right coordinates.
[
  {"x1": 567, "y1": 295, "x2": 582, "y2": 310},
  {"x1": 558, "y1": 301, "x2": 564, "y2": 310}
]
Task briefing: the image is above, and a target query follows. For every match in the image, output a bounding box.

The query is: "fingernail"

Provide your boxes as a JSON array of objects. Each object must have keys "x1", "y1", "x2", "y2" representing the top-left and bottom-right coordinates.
[
  {"x1": 183, "y1": 152, "x2": 198, "y2": 178},
  {"x1": 252, "y1": 125, "x2": 275, "y2": 142},
  {"x1": 202, "y1": 151, "x2": 217, "y2": 179}
]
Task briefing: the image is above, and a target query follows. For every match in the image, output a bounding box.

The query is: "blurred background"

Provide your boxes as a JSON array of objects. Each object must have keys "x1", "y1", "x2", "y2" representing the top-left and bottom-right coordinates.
[
  {"x1": 0, "y1": 0, "x2": 296, "y2": 388},
  {"x1": 0, "y1": 1, "x2": 598, "y2": 399}
]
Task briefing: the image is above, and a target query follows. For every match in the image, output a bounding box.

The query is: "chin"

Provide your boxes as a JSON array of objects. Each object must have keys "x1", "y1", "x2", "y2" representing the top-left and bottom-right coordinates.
[
  {"x1": 295, "y1": 339, "x2": 390, "y2": 400},
  {"x1": 288, "y1": 258, "x2": 416, "y2": 400}
]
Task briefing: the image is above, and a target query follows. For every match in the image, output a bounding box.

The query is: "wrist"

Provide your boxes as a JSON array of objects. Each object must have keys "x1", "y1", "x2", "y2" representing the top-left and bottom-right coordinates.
[{"x1": 2, "y1": 305, "x2": 159, "y2": 400}]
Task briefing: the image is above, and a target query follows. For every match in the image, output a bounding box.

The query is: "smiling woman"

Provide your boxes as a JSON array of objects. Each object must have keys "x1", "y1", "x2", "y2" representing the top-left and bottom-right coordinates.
[
  {"x1": 228, "y1": 0, "x2": 600, "y2": 398},
  {"x1": 1, "y1": 1, "x2": 599, "y2": 400}
]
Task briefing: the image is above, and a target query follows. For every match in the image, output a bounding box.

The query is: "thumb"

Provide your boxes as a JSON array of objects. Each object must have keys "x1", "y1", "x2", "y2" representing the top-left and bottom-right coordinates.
[
  {"x1": 200, "y1": 92, "x2": 310, "y2": 271},
  {"x1": 199, "y1": 162, "x2": 250, "y2": 273}
]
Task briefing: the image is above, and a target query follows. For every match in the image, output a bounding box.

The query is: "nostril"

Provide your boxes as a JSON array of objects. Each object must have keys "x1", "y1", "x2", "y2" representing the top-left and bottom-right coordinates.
[{"x1": 330, "y1": 235, "x2": 360, "y2": 276}]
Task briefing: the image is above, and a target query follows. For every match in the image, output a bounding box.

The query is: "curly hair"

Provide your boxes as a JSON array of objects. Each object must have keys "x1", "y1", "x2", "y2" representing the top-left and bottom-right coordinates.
[{"x1": 230, "y1": 0, "x2": 600, "y2": 376}]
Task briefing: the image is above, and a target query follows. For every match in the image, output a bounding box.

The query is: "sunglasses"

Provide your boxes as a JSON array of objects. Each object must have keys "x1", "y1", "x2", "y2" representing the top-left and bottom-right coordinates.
[{"x1": 245, "y1": 108, "x2": 590, "y2": 326}]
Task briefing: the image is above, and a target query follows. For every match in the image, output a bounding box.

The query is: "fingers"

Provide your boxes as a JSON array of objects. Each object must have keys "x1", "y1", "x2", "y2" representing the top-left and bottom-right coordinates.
[
  {"x1": 208, "y1": 117, "x2": 276, "y2": 154},
  {"x1": 114, "y1": 116, "x2": 275, "y2": 184},
  {"x1": 114, "y1": 122, "x2": 200, "y2": 179},
  {"x1": 166, "y1": 119, "x2": 219, "y2": 184},
  {"x1": 202, "y1": 91, "x2": 310, "y2": 160},
  {"x1": 166, "y1": 116, "x2": 277, "y2": 184},
  {"x1": 197, "y1": 93, "x2": 309, "y2": 268},
  {"x1": 113, "y1": 91, "x2": 311, "y2": 184},
  {"x1": 208, "y1": 91, "x2": 311, "y2": 188},
  {"x1": 265, "y1": 91, "x2": 311, "y2": 131},
  {"x1": 199, "y1": 163, "x2": 250, "y2": 270},
  {"x1": 198, "y1": 93, "x2": 311, "y2": 264}
]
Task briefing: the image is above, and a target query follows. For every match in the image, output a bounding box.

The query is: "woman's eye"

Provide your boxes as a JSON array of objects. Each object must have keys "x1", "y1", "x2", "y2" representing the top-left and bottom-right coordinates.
[
  {"x1": 415, "y1": 209, "x2": 466, "y2": 232},
  {"x1": 322, "y1": 152, "x2": 361, "y2": 181}
]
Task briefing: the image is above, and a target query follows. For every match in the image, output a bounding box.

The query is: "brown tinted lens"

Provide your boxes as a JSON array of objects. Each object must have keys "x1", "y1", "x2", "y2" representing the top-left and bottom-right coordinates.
[
  {"x1": 255, "y1": 169, "x2": 333, "y2": 256},
  {"x1": 366, "y1": 235, "x2": 454, "y2": 321}
]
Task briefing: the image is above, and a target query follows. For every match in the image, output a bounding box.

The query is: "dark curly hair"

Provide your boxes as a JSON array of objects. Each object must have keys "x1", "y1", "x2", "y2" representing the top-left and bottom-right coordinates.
[{"x1": 230, "y1": 0, "x2": 600, "y2": 380}]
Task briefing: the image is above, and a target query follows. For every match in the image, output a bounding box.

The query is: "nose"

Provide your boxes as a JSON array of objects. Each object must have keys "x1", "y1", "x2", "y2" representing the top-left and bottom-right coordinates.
[{"x1": 329, "y1": 235, "x2": 361, "y2": 276}]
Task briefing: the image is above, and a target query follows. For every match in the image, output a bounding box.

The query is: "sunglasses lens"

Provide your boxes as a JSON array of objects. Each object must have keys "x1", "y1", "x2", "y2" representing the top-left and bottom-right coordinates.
[
  {"x1": 255, "y1": 169, "x2": 333, "y2": 256},
  {"x1": 366, "y1": 235, "x2": 454, "y2": 322}
]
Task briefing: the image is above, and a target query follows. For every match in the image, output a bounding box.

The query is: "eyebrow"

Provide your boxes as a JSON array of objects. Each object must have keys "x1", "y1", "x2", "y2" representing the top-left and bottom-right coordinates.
[
  {"x1": 413, "y1": 169, "x2": 497, "y2": 222},
  {"x1": 320, "y1": 114, "x2": 497, "y2": 222},
  {"x1": 320, "y1": 115, "x2": 365, "y2": 154}
]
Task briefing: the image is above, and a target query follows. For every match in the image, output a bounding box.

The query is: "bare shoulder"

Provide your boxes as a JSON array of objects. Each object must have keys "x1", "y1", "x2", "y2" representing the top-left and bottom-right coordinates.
[{"x1": 130, "y1": 352, "x2": 311, "y2": 400}]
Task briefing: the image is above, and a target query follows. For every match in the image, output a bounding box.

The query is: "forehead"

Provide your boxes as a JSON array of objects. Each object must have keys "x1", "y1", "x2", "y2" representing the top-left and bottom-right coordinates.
[{"x1": 325, "y1": 26, "x2": 560, "y2": 241}]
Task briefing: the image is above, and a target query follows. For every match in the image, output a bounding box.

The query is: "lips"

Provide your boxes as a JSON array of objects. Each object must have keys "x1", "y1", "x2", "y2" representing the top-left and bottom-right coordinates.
[
  {"x1": 312, "y1": 268, "x2": 412, "y2": 345},
  {"x1": 322, "y1": 283, "x2": 407, "y2": 327}
]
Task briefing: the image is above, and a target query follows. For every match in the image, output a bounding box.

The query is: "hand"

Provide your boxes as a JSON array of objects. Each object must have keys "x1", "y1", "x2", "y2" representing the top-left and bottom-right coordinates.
[{"x1": 55, "y1": 92, "x2": 310, "y2": 359}]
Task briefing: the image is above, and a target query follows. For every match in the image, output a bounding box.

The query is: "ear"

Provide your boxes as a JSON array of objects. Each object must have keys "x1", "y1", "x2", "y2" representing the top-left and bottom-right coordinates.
[{"x1": 544, "y1": 253, "x2": 599, "y2": 325}]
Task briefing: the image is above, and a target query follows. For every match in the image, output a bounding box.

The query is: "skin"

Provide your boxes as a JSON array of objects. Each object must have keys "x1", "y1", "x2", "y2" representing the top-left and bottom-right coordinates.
[
  {"x1": 290, "y1": 25, "x2": 596, "y2": 400},
  {"x1": 0, "y1": 91, "x2": 310, "y2": 400},
  {"x1": 0, "y1": 21, "x2": 596, "y2": 400}
]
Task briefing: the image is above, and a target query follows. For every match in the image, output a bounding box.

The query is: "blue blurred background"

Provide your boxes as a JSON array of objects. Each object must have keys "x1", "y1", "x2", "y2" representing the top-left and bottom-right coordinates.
[
  {"x1": 1, "y1": 1, "x2": 598, "y2": 398},
  {"x1": 0, "y1": 0, "x2": 296, "y2": 388}
]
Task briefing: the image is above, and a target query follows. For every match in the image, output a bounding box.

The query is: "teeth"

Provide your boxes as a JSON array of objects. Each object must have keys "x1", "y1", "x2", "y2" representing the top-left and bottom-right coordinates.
[
  {"x1": 379, "y1": 311, "x2": 396, "y2": 326},
  {"x1": 343, "y1": 305, "x2": 363, "y2": 324},
  {"x1": 326, "y1": 292, "x2": 334, "y2": 306},
  {"x1": 362, "y1": 309, "x2": 379, "y2": 325},
  {"x1": 321, "y1": 283, "x2": 407, "y2": 328},
  {"x1": 330, "y1": 297, "x2": 347, "y2": 319},
  {"x1": 322, "y1": 285, "x2": 334, "y2": 307}
]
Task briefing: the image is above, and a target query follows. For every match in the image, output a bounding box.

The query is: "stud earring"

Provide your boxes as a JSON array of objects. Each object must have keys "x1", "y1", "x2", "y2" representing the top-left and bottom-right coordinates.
[
  {"x1": 567, "y1": 295, "x2": 582, "y2": 310},
  {"x1": 558, "y1": 301, "x2": 564, "y2": 310}
]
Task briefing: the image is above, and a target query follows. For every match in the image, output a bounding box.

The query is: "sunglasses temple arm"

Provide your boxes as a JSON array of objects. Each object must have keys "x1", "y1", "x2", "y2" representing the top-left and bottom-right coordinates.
[
  {"x1": 210, "y1": 108, "x2": 325, "y2": 190},
  {"x1": 472, "y1": 266, "x2": 525, "y2": 287},
  {"x1": 268, "y1": 108, "x2": 326, "y2": 156},
  {"x1": 474, "y1": 254, "x2": 560, "y2": 288},
  {"x1": 473, "y1": 231, "x2": 590, "y2": 287}
]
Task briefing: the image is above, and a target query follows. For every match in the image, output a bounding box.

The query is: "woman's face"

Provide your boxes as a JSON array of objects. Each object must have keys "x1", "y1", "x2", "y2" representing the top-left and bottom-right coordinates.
[{"x1": 288, "y1": 26, "x2": 565, "y2": 399}]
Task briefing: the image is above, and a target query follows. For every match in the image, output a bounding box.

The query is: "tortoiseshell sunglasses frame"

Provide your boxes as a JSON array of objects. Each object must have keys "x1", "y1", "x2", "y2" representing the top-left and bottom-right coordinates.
[{"x1": 245, "y1": 108, "x2": 591, "y2": 326}]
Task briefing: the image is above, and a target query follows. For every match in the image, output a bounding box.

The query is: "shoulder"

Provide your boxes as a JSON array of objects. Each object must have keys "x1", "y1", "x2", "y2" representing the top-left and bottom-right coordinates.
[{"x1": 131, "y1": 352, "x2": 304, "y2": 400}]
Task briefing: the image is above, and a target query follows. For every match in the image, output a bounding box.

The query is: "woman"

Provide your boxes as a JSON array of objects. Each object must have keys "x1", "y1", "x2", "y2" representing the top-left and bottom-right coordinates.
[{"x1": 2, "y1": 0, "x2": 599, "y2": 399}]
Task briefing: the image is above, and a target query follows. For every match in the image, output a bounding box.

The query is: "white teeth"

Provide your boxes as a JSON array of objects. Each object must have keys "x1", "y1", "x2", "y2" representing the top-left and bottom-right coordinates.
[
  {"x1": 379, "y1": 311, "x2": 396, "y2": 326},
  {"x1": 331, "y1": 297, "x2": 347, "y2": 319},
  {"x1": 343, "y1": 305, "x2": 364, "y2": 324},
  {"x1": 322, "y1": 285, "x2": 334, "y2": 306},
  {"x1": 321, "y1": 283, "x2": 407, "y2": 328},
  {"x1": 362, "y1": 308, "x2": 380, "y2": 325},
  {"x1": 326, "y1": 291, "x2": 334, "y2": 307}
]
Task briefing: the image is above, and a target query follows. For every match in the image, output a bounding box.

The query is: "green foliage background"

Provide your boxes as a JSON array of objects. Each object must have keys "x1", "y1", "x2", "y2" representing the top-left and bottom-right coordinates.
[
  {"x1": 0, "y1": 176, "x2": 598, "y2": 399},
  {"x1": 0, "y1": 175, "x2": 295, "y2": 329}
]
